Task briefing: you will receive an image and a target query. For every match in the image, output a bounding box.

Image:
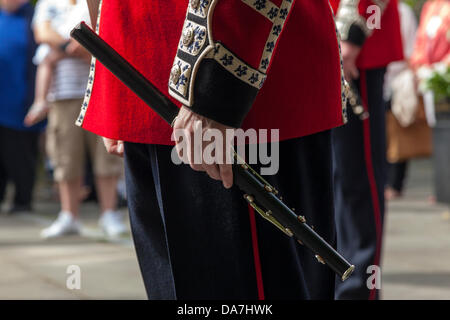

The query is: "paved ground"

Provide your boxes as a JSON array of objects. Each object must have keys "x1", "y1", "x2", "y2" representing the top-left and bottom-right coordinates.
[
  {"x1": 0, "y1": 201, "x2": 147, "y2": 300},
  {"x1": 0, "y1": 158, "x2": 449, "y2": 300},
  {"x1": 382, "y1": 159, "x2": 450, "y2": 299}
]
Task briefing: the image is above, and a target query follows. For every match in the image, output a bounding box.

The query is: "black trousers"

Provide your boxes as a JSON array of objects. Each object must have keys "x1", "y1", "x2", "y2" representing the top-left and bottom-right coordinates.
[
  {"x1": 124, "y1": 131, "x2": 336, "y2": 300},
  {"x1": 387, "y1": 161, "x2": 408, "y2": 192},
  {"x1": 332, "y1": 68, "x2": 387, "y2": 300},
  {"x1": 0, "y1": 125, "x2": 39, "y2": 208}
]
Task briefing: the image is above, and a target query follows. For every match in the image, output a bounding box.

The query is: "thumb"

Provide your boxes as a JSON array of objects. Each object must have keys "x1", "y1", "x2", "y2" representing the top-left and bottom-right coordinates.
[
  {"x1": 351, "y1": 66, "x2": 360, "y2": 80},
  {"x1": 117, "y1": 141, "x2": 124, "y2": 155}
]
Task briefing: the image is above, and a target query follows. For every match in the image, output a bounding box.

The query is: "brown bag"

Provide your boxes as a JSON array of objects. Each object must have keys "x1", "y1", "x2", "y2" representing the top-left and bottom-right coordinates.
[{"x1": 386, "y1": 97, "x2": 432, "y2": 163}]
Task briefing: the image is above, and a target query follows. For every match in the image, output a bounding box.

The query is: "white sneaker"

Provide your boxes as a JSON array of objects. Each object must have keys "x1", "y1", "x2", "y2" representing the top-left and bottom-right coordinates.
[
  {"x1": 40, "y1": 211, "x2": 81, "y2": 239},
  {"x1": 99, "y1": 210, "x2": 127, "y2": 238}
]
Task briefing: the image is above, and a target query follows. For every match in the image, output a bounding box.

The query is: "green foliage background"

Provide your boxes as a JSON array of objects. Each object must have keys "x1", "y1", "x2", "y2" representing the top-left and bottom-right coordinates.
[{"x1": 404, "y1": 0, "x2": 427, "y2": 16}]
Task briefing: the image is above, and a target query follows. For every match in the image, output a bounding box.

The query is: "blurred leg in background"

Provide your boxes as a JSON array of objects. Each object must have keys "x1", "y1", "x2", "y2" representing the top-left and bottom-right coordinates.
[
  {"x1": 0, "y1": 125, "x2": 39, "y2": 214},
  {"x1": 40, "y1": 98, "x2": 125, "y2": 238},
  {"x1": 0, "y1": 150, "x2": 7, "y2": 209},
  {"x1": 40, "y1": 99, "x2": 87, "y2": 238},
  {"x1": 386, "y1": 161, "x2": 408, "y2": 199},
  {"x1": 89, "y1": 131, "x2": 126, "y2": 237},
  {"x1": 24, "y1": 49, "x2": 64, "y2": 127}
]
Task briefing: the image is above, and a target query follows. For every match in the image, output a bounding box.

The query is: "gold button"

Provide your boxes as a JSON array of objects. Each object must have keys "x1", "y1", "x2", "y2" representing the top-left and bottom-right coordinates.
[
  {"x1": 182, "y1": 27, "x2": 194, "y2": 47},
  {"x1": 170, "y1": 64, "x2": 181, "y2": 84},
  {"x1": 190, "y1": 0, "x2": 200, "y2": 10}
]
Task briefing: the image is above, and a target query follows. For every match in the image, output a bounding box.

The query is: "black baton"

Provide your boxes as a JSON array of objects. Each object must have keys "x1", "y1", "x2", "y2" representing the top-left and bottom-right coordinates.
[{"x1": 71, "y1": 22, "x2": 355, "y2": 281}]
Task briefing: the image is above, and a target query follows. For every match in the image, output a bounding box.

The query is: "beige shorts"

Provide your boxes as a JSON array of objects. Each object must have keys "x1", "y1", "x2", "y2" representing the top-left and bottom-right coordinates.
[{"x1": 46, "y1": 98, "x2": 123, "y2": 182}]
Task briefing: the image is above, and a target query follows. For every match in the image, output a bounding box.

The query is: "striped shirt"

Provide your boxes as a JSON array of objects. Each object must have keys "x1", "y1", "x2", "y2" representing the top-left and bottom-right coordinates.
[{"x1": 33, "y1": 0, "x2": 90, "y2": 102}]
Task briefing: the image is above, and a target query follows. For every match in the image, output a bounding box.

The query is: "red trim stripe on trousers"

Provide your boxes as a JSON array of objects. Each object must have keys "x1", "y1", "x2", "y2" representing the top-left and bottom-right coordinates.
[
  {"x1": 359, "y1": 70, "x2": 383, "y2": 300},
  {"x1": 248, "y1": 205, "x2": 265, "y2": 300}
]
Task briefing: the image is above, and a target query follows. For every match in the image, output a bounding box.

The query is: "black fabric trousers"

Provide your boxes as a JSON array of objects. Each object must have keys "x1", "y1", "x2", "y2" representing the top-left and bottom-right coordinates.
[
  {"x1": 124, "y1": 130, "x2": 336, "y2": 300},
  {"x1": 332, "y1": 68, "x2": 387, "y2": 300},
  {"x1": 0, "y1": 125, "x2": 39, "y2": 208},
  {"x1": 387, "y1": 161, "x2": 408, "y2": 193}
]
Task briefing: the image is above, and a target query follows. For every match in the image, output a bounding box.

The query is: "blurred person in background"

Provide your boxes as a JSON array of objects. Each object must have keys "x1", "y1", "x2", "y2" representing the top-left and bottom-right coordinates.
[
  {"x1": 330, "y1": 0, "x2": 403, "y2": 299},
  {"x1": 32, "y1": 0, "x2": 126, "y2": 239},
  {"x1": 384, "y1": 1, "x2": 419, "y2": 200},
  {"x1": 410, "y1": 0, "x2": 449, "y2": 70},
  {"x1": 0, "y1": 0, "x2": 44, "y2": 214}
]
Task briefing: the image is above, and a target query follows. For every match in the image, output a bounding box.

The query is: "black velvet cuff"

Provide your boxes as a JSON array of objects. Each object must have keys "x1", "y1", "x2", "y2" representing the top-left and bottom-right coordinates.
[
  {"x1": 189, "y1": 59, "x2": 259, "y2": 128},
  {"x1": 346, "y1": 24, "x2": 367, "y2": 47}
]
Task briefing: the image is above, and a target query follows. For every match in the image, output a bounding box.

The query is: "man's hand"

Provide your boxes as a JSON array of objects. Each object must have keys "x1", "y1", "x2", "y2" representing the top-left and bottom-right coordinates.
[
  {"x1": 173, "y1": 107, "x2": 234, "y2": 189},
  {"x1": 103, "y1": 138, "x2": 124, "y2": 157},
  {"x1": 341, "y1": 41, "x2": 361, "y2": 82}
]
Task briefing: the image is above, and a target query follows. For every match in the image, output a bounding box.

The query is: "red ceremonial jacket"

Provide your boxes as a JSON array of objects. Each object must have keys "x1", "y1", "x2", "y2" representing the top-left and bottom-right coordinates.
[
  {"x1": 78, "y1": 0, "x2": 347, "y2": 145},
  {"x1": 329, "y1": 0, "x2": 403, "y2": 69}
]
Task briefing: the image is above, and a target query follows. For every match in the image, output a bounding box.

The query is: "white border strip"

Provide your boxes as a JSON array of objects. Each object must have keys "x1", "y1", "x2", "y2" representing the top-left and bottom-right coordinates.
[
  {"x1": 241, "y1": 0, "x2": 280, "y2": 22},
  {"x1": 76, "y1": 0, "x2": 103, "y2": 127},
  {"x1": 258, "y1": 0, "x2": 294, "y2": 72}
]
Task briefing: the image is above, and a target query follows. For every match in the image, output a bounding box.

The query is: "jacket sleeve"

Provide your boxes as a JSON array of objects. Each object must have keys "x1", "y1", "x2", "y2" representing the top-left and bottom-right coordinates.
[
  {"x1": 168, "y1": 0, "x2": 295, "y2": 128},
  {"x1": 335, "y1": 0, "x2": 391, "y2": 47}
]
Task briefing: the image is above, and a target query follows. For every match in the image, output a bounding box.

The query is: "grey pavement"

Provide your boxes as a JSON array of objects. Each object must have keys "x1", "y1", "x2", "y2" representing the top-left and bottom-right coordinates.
[
  {"x1": 0, "y1": 201, "x2": 147, "y2": 300},
  {"x1": 382, "y1": 159, "x2": 450, "y2": 299},
  {"x1": 0, "y1": 158, "x2": 449, "y2": 299}
]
